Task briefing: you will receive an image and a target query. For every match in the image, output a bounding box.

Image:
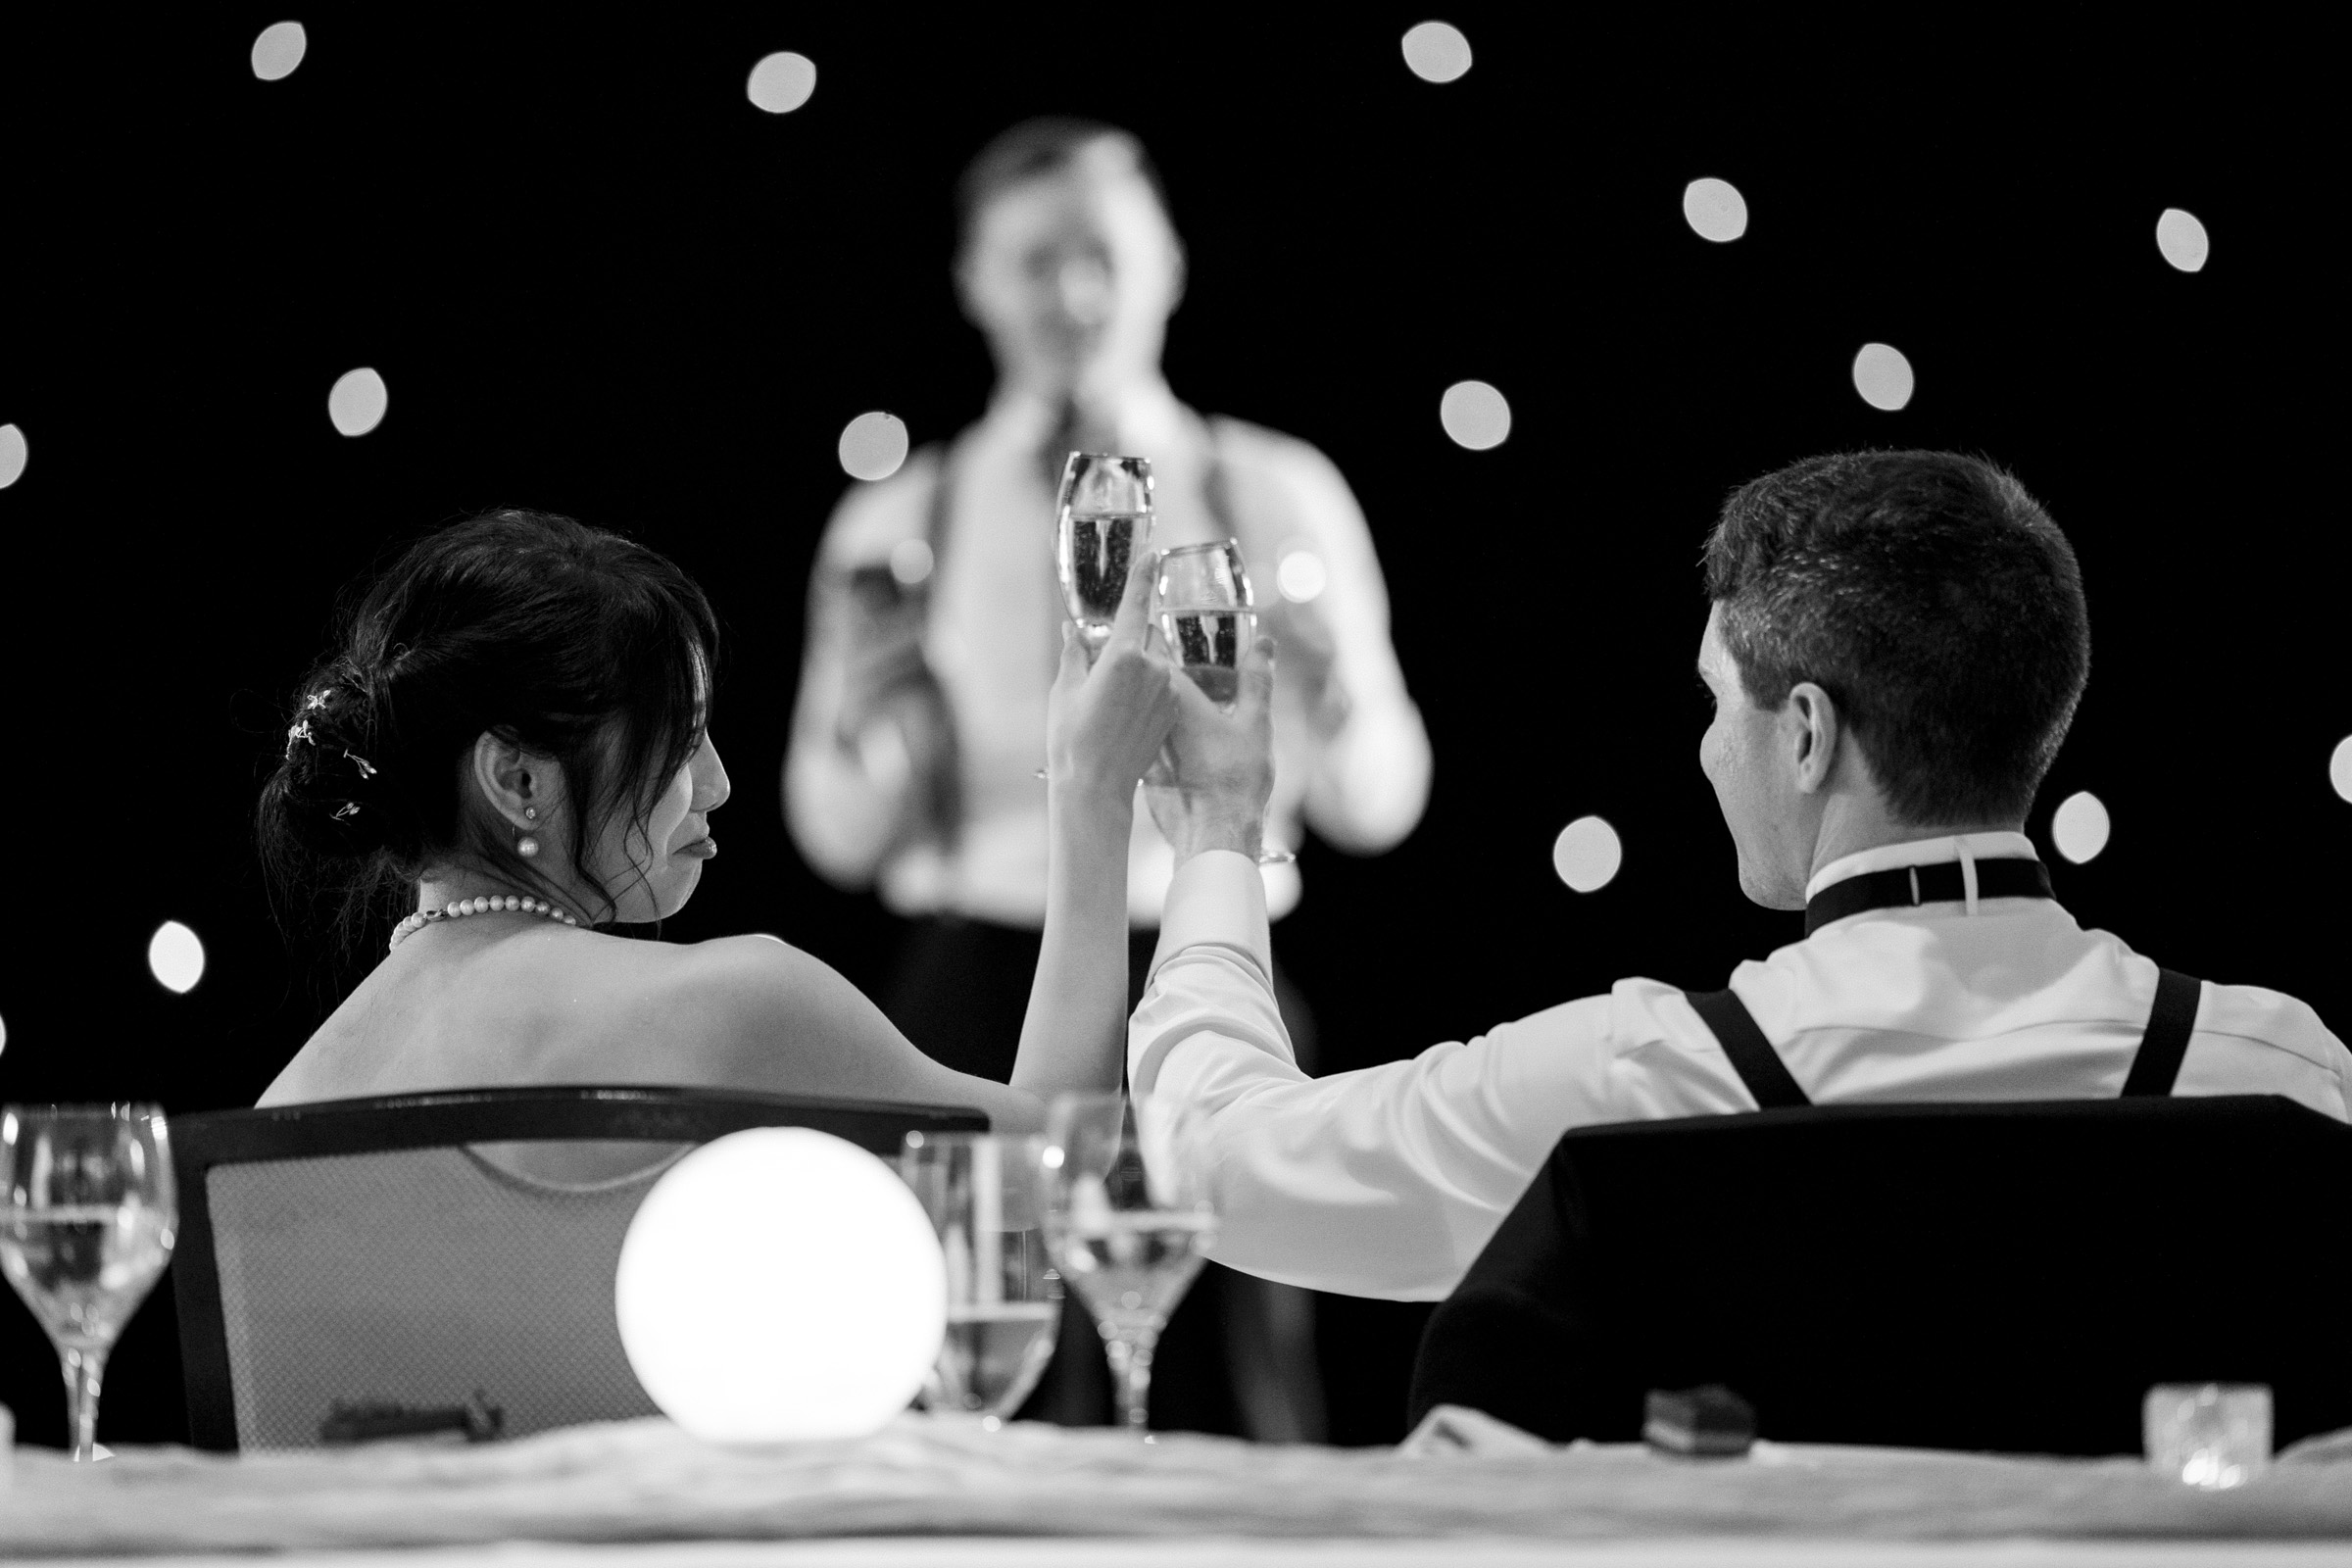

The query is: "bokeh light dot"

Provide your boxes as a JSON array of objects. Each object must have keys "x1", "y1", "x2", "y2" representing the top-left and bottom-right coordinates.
[
  {"x1": 149, "y1": 920, "x2": 206, "y2": 995},
  {"x1": 0, "y1": 423, "x2": 25, "y2": 489},
  {"x1": 888, "y1": 537, "x2": 934, "y2": 588},
  {"x1": 1552, "y1": 815, "x2": 1623, "y2": 893},
  {"x1": 2051, "y1": 791, "x2": 2111, "y2": 865},
  {"x1": 1683, "y1": 177, "x2": 1748, "y2": 242},
  {"x1": 1401, "y1": 22, "x2": 1473, "y2": 83},
  {"x1": 251, "y1": 22, "x2": 308, "y2": 81},
  {"x1": 747, "y1": 52, "x2": 817, "y2": 114},
  {"x1": 327, "y1": 368, "x2": 388, "y2": 437},
  {"x1": 1440, "y1": 380, "x2": 1511, "y2": 450},
  {"x1": 838, "y1": 411, "x2": 909, "y2": 481},
  {"x1": 1851, "y1": 343, "x2": 1915, "y2": 412},
  {"x1": 2156, "y1": 208, "x2": 2209, "y2": 273},
  {"x1": 616, "y1": 1128, "x2": 943, "y2": 1443},
  {"x1": 1276, "y1": 550, "x2": 1329, "y2": 603},
  {"x1": 2328, "y1": 736, "x2": 2352, "y2": 804},
  {"x1": 0, "y1": 1010, "x2": 8, "y2": 1057}
]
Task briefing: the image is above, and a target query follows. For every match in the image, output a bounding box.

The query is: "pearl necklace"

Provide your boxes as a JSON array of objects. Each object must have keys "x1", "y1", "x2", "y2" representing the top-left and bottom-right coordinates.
[{"x1": 389, "y1": 894, "x2": 580, "y2": 952}]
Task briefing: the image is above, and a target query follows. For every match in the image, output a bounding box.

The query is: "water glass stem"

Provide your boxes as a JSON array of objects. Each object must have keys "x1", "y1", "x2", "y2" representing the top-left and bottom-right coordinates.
[
  {"x1": 59, "y1": 1343, "x2": 108, "y2": 1462},
  {"x1": 1102, "y1": 1325, "x2": 1160, "y2": 1437}
]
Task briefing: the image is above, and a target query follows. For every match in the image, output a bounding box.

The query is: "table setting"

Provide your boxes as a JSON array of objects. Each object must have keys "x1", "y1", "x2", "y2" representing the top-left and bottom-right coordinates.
[{"x1": 4, "y1": 1101, "x2": 2351, "y2": 1565}]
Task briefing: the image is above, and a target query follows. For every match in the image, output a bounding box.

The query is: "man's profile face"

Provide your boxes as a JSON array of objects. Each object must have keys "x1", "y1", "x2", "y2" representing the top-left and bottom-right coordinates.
[
  {"x1": 958, "y1": 156, "x2": 1183, "y2": 404},
  {"x1": 1696, "y1": 604, "x2": 1806, "y2": 909}
]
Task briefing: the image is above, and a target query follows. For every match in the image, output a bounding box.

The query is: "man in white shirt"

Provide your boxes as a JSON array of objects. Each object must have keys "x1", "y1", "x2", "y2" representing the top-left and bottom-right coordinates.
[
  {"x1": 1133, "y1": 449, "x2": 2350, "y2": 1302},
  {"x1": 784, "y1": 119, "x2": 1429, "y2": 1438}
]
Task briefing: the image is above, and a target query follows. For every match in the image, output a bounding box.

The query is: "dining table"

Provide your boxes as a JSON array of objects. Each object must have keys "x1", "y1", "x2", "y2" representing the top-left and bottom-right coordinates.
[{"x1": 4, "y1": 1411, "x2": 2350, "y2": 1567}]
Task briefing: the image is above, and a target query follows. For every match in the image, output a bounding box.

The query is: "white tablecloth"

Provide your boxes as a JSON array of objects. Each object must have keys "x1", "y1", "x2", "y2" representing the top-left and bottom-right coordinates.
[{"x1": 3, "y1": 1415, "x2": 2348, "y2": 1561}]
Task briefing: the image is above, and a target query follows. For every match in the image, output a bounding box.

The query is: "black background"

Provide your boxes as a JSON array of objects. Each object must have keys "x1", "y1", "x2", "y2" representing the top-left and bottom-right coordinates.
[{"x1": 0, "y1": 12, "x2": 2336, "y2": 1448}]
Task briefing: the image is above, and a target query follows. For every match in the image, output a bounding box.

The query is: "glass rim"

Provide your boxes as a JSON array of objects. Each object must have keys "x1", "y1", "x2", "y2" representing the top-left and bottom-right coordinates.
[
  {"x1": 902, "y1": 1129, "x2": 1044, "y2": 1152},
  {"x1": 1154, "y1": 538, "x2": 1244, "y2": 560},
  {"x1": 2, "y1": 1102, "x2": 168, "y2": 1120}
]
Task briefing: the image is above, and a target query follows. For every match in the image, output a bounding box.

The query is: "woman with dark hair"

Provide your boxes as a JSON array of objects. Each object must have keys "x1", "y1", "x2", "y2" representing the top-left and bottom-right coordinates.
[{"x1": 258, "y1": 509, "x2": 1178, "y2": 1133}]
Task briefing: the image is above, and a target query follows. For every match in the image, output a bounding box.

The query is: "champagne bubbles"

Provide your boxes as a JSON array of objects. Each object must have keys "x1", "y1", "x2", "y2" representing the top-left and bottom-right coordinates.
[
  {"x1": 1683, "y1": 177, "x2": 1748, "y2": 243},
  {"x1": 1276, "y1": 549, "x2": 1329, "y2": 603},
  {"x1": 2051, "y1": 791, "x2": 2111, "y2": 865},
  {"x1": 0, "y1": 423, "x2": 25, "y2": 489},
  {"x1": 2329, "y1": 736, "x2": 2352, "y2": 804},
  {"x1": 838, "y1": 411, "x2": 908, "y2": 481},
  {"x1": 1401, "y1": 22, "x2": 1473, "y2": 83},
  {"x1": 148, "y1": 920, "x2": 206, "y2": 995},
  {"x1": 1552, "y1": 815, "x2": 1623, "y2": 893},
  {"x1": 327, "y1": 368, "x2": 389, "y2": 437},
  {"x1": 616, "y1": 1127, "x2": 944, "y2": 1444},
  {"x1": 1440, "y1": 380, "x2": 1511, "y2": 450},
  {"x1": 889, "y1": 537, "x2": 935, "y2": 588},
  {"x1": 2156, "y1": 208, "x2": 2210, "y2": 273},
  {"x1": 251, "y1": 22, "x2": 308, "y2": 81},
  {"x1": 747, "y1": 51, "x2": 817, "y2": 115},
  {"x1": 1851, "y1": 343, "x2": 1915, "y2": 412}
]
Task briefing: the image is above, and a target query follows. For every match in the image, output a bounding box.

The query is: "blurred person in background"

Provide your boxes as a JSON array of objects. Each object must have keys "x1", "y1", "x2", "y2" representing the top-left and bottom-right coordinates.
[{"x1": 785, "y1": 119, "x2": 1431, "y2": 1439}]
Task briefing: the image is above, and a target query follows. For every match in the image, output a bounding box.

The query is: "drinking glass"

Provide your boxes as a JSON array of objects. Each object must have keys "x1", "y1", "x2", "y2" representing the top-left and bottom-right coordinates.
[
  {"x1": 899, "y1": 1131, "x2": 1061, "y2": 1426},
  {"x1": 1041, "y1": 1093, "x2": 1217, "y2": 1438},
  {"x1": 1152, "y1": 539, "x2": 1296, "y2": 867},
  {"x1": 0, "y1": 1104, "x2": 177, "y2": 1461},
  {"x1": 1054, "y1": 453, "x2": 1155, "y2": 653}
]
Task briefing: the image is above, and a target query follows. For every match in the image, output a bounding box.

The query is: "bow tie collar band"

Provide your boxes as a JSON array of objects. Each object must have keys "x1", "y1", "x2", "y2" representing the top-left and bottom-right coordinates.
[{"x1": 1803, "y1": 858, "x2": 2053, "y2": 936}]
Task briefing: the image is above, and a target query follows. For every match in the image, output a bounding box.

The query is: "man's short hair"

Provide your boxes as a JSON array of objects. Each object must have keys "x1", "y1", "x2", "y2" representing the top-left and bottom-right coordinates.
[
  {"x1": 1703, "y1": 451, "x2": 2090, "y2": 826},
  {"x1": 954, "y1": 118, "x2": 1172, "y2": 257}
]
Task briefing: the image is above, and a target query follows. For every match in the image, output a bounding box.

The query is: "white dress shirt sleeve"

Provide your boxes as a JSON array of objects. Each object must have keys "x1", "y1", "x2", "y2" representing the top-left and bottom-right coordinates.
[
  {"x1": 1218, "y1": 420, "x2": 1433, "y2": 856},
  {"x1": 1130, "y1": 852, "x2": 1631, "y2": 1301},
  {"x1": 783, "y1": 461, "x2": 936, "y2": 890}
]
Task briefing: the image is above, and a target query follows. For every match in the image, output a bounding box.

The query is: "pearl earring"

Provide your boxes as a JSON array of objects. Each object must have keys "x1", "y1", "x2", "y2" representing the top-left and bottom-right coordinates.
[
  {"x1": 523, "y1": 806, "x2": 538, "y2": 821},
  {"x1": 517, "y1": 835, "x2": 541, "y2": 858}
]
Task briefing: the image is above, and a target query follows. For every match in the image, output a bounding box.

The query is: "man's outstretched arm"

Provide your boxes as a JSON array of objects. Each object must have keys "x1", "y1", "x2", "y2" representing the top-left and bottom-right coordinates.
[{"x1": 1136, "y1": 643, "x2": 1626, "y2": 1299}]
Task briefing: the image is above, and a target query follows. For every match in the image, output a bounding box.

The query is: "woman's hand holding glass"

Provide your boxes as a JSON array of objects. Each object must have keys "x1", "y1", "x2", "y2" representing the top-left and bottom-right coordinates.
[{"x1": 1046, "y1": 551, "x2": 1181, "y2": 805}]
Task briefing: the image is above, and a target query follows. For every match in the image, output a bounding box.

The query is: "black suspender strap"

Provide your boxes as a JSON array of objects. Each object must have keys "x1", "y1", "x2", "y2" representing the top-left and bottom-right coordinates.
[
  {"x1": 2119, "y1": 968, "x2": 2202, "y2": 1098},
  {"x1": 1685, "y1": 989, "x2": 1813, "y2": 1110}
]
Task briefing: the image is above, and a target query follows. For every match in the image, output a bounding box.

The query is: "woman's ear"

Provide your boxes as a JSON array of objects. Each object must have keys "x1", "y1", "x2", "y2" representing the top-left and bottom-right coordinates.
[{"x1": 468, "y1": 731, "x2": 558, "y2": 830}]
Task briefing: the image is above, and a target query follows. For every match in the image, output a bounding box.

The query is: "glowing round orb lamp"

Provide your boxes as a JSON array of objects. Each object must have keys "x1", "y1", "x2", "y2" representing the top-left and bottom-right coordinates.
[{"x1": 615, "y1": 1127, "x2": 944, "y2": 1444}]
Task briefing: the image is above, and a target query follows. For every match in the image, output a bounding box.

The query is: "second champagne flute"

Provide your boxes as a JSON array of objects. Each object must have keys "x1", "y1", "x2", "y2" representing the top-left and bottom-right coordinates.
[{"x1": 1152, "y1": 539, "x2": 1296, "y2": 866}]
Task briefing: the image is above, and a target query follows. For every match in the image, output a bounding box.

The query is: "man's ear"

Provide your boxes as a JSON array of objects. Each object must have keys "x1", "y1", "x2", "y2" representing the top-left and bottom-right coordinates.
[
  {"x1": 1784, "y1": 681, "x2": 1842, "y2": 796},
  {"x1": 469, "y1": 731, "x2": 552, "y2": 831}
]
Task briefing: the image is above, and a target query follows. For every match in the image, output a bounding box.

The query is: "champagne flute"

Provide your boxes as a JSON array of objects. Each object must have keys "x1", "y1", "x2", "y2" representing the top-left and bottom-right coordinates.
[
  {"x1": 0, "y1": 1104, "x2": 177, "y2": 1461},
  {"x1": 1041, "y1": 1093, "x2": 1216, "y2": 1439},
  {"x1": 1054, "y1": 453, "x2": 1154, "y2": 654},
  {"x1": 899, "y1": 1131, "x2": 1061, "y2": 1427},
  {"x1": 1153, "y1": 539, "x2": 1297, "y2": 866}
]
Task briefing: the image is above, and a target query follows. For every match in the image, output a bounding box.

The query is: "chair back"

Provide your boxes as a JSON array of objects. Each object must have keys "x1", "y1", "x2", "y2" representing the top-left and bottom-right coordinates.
[
  {"x1": 172, "y1": 1086, "x2": 986, "y2": 1450},
  {"x1": 1410, "y1": 1095, "x2": 2352, "y2": 1454}
]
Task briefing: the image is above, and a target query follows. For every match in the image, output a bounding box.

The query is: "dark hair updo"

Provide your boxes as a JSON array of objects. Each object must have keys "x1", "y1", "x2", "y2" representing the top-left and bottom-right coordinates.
[{"x1": 260, "y1": 509, "x2": 720, "y2": 946}]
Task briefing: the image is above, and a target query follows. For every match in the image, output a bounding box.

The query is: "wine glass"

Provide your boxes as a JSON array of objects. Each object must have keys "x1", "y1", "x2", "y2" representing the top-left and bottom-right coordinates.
[
  {"x1": 1041, "y1": 1092, "x2": 1217, "y2": 1439},
  {"x1": 1054, "y1": 453, "x2": 1155, "y2": 654},
  {"x1": 0, "y1": 1104, "x2": 177, "y2": 1461},
  {"x1": 1152, "y1": 539, "x2": 1297, "y2": 867},
  {"x1": 899, "y1": 1131, "x2": 1061, "y2": 1427}
]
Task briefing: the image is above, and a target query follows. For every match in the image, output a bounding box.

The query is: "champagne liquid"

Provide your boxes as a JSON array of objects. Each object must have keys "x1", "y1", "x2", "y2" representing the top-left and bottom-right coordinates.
[
  {"x1": 1160, "y1": 607, "x2": 1253, "y2": 704},
  {"x1": 1057, "y1": 1211, "x2": 1216, "y2": 1334},
  {"x1": 0, "y1": 1204, "x2": 173, "y2": 1350},
  {"x1": 932, "y1": 1300, "x2": 1060, "y2": 1416},
  {"x1": 1059, "y1": 513, "x2": 1147, "y2": 636}
]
